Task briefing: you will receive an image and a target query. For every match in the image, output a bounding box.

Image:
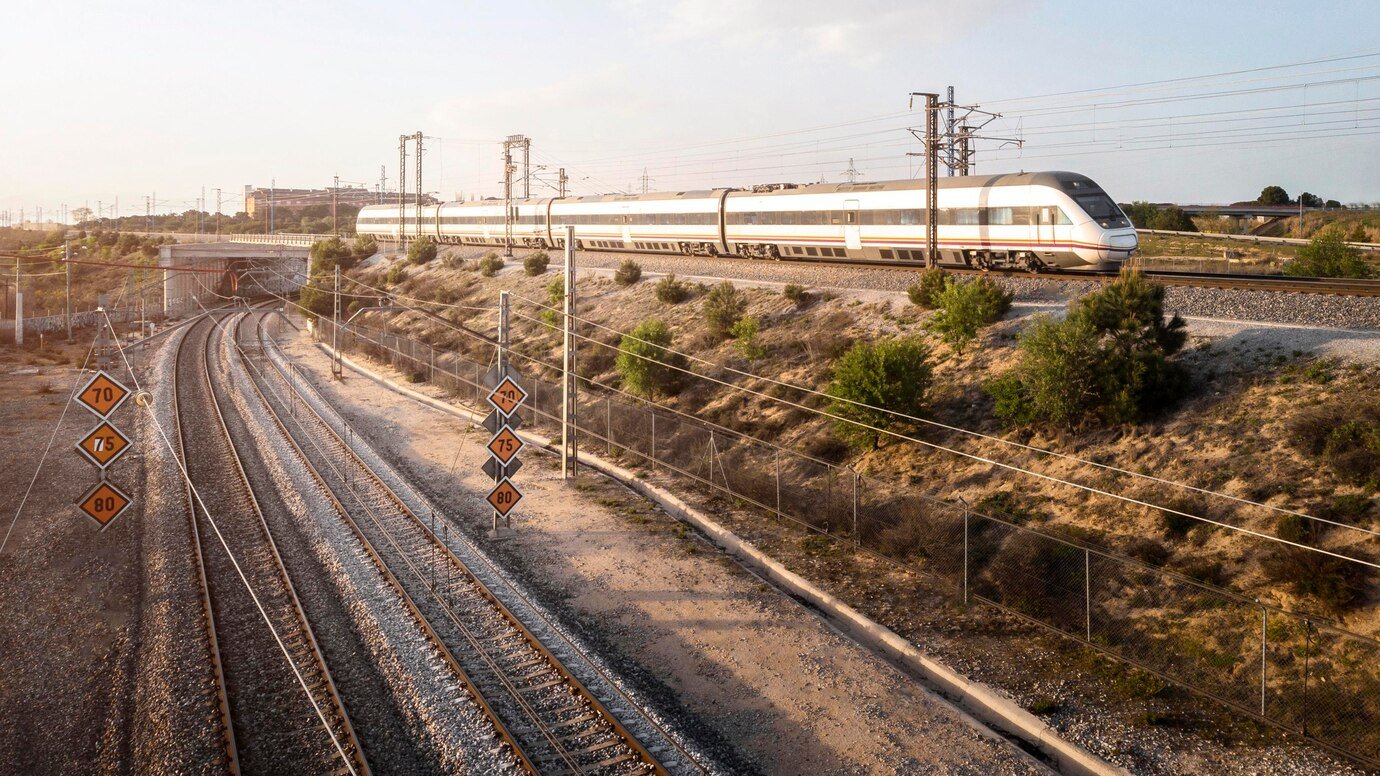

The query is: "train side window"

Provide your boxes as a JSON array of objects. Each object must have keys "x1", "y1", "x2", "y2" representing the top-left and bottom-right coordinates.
[
  {"x1": 1055, "y1": 208, "x2": 1072, "y2": 225},
  {"x1": 845, "y1": 210, "x2": 858, "y2": 225},
  {"x1": 988, "y1": 207, "x2": 1013, "y2": 225}
]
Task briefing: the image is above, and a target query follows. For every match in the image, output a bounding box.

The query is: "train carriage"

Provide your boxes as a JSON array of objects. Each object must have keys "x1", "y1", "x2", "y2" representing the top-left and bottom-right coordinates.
[{"x1": 356, "y1": 170, "x2": 1136, "y2": 270}]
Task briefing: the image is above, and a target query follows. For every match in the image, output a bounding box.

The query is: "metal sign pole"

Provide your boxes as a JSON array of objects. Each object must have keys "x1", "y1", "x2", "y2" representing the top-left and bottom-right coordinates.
[
  {"x1": 561, "y1": 225, "x2": 577, "y2": 478},
  {"x1": 495, "y1": 291, "x2": 509, "y2": 533}
]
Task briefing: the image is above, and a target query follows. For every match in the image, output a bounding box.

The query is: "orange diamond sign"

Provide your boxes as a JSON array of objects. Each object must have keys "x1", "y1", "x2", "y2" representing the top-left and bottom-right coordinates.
[
  {"x1": 77, "y1": 480, "x2": 132, "y2": 529},
  {"x1": 486, "y1": 376, "x2": 527, "y2": 416},
  {"x1": 77, "y1": 371, "x2": 130, "y2": 418},
  {"x1": 486, "y1": 479, "x2": 524, "y2": 516},
  {"x1": 75, "y1": 421, "x2": 132, "y2": 469},
  {"x1": 486, "y1": 427, "x2": 524, "y2": 465}
]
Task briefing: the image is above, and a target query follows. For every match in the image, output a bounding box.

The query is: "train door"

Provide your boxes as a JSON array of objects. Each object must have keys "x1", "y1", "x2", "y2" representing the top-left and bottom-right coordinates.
[
  {"x1": 621, "y1": 207, "x2": 633, "y2": 245},
  {"x1": 1037, "y1": 206, "x2": 1054, "y2": 244},
  {"x1": 843, "y1": 200, "x2": 862, "y2": 251}
]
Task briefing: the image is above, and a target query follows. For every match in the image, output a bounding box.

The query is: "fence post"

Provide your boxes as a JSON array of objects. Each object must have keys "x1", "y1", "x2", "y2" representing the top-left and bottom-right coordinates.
[
  {"x1": 1260, "y1": 607, "x2": 1268, "y2": 717},
  {"x1": 852, "y1": 470, "x2": 859, "y2": 545},
  {"x1": 650, "y1": 409, "x2": 656, "y2": 471},
  {"x1": 1084, "y1": 548, "x2": 1092, "y2": 642},
  {"x1": 1302, "y1": 619, "x2": 1311, "y2": 738},
  {"x1": 606, "y1": 395, "x2": 612, "y2": 456},
  {"x1": 962, "y1": 505, "x2": 969, "y2": 605},
  {"x1": 774, "y1": 449, "x2": 781, "y2": 517}
]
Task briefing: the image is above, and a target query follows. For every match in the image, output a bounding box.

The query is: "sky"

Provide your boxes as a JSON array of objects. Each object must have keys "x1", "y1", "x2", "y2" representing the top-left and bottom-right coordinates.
[{"x1": 3, "y1": 0, "x2": 1379, "y2": 221}]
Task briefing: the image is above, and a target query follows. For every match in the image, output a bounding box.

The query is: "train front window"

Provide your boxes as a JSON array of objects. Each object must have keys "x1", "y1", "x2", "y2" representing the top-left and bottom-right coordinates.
[{"x1": 1073, "y1": 194, "x2": 1130, "y2": 228}]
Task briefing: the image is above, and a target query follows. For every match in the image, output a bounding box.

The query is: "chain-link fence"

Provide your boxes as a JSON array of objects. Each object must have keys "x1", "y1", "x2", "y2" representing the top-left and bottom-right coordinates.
[{"x1": 315, "y1": 316, "x2": 1380, "y2": 769}]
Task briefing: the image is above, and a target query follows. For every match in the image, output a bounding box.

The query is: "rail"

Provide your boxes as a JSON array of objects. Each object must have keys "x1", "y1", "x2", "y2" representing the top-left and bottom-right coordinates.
[
  {"x1": 247, "y1": 311, "x2": 671, "y2": 775},
  {"x1": 174, "y1": 314, "x2": 369, "y2": 774}
]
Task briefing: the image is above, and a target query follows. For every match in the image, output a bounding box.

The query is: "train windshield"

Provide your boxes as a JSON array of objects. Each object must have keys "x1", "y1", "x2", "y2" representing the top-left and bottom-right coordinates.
[{"x1": 1073, "y1": 194, "x2": 1131, "y2": 228}]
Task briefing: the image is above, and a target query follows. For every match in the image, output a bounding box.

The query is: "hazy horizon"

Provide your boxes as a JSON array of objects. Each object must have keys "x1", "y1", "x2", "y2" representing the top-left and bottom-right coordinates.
[{"x1": 3, "y1": 0, "x2": 1379, "y2": 222}]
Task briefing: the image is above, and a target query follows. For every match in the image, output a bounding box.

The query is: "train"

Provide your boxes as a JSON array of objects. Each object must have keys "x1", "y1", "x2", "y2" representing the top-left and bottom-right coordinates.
[{"x1": 355, "y1": 171, "x2": 1137, "y2": 271}]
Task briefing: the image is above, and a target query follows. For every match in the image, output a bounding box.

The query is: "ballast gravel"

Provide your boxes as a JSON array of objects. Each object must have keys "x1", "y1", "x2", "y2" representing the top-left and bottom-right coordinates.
[{"x1": 422, "y1": 244, "x2": 1380, "y2": 330}]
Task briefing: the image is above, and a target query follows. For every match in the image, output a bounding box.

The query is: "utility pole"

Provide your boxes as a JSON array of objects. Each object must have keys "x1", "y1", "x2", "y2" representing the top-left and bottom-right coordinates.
[
  {"x1": 214, "y1": 188, "x2": 223, "y2": 237},
  {"x1": 332, "y1": 174, "x2": 340, "y2": 237},
  {"x1": 414, "y1": 131, "x2": 424, "y2": 239},
  {"x1": 13, "y1": 257, "x2": 21, "y2": 346},
  {"x1": 502, "y1": 137, "x2": 516, "y2": 257},
  {"x1": 908, "y1": 93, "x2": 940, "y2": 266},
  {"x1": 378, "y1": 165, "x2": 387, "y2": 204},
  {"x1": 639, "y1": 168, "x2": 652, "y2": 194},
  {"x1": 522, "y1": 136, "x2": 531, "y2": 199},
  {"x1": 64, "y1": 241, "x2": 72, "y2": 342},
  {"x1": 909, "y1": 90, "x2": 1022, "y2": 263},
  {"x1": 842, "y1": 158, "x2": 860, "y2": 183},
  {"x1": 557, "y1": 167, "x2": 568, "y2": 198},
  {"x1": 145, "y1": 195, "x2": 152, "y2": 236},
  {"x1": 399, "y1": 134, "x2": 408, "y2": 244},
  {"x1": 946, "y1": 85, "x2": 956, "y2": 176},
  {"x1": 561, "y1": 225, "x2": 578, "y2": 478},
  {"x1": 332, "y1": 265, "x2": 342, "y2": 380},
  {"x1": 269, "y1": 179, "x2": 275, "y2": 234}
]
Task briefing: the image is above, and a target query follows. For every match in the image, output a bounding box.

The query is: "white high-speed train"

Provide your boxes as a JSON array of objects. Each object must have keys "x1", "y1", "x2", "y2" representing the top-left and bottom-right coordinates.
[{"x1": 356, "y1": 171, "x2": 1137, "y2": 271}]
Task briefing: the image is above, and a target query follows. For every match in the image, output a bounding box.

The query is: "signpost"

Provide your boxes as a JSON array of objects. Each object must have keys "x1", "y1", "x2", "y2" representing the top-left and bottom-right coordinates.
[
  {"x1": 74, "y1": 364, "x2": 135, "y2": 530},
  {"x1": 481, "y1": 290, "x2": 526, "y2": 538},
  {"x1": 77, "y1": 480, "x2": 132, "y2": 530},
  {"x1": 77, "y1": 371, "x2": 131, "y2": 417},
  {"x1": 75, "y1": 421, "x2": 132, "y2": 469}
]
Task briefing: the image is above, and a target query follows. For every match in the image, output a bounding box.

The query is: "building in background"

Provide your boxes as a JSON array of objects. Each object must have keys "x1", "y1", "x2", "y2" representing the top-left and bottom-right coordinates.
[{"x1": 241, "y1": 185, "x2": 424, "y2": 216}]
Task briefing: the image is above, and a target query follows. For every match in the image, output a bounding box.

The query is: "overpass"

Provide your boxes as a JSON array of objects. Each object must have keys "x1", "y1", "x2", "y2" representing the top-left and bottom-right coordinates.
[{"x1": 160, "y1": 241, "x2": 307, "y2": 316}]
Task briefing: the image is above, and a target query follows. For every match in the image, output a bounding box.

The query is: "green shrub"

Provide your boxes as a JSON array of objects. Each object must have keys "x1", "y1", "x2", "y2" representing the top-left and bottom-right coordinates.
[
  {"x1": 407, "y1": 235, "x2": 438, "y2": 265},
  {"x1": 524, "y1": 251, "x2": 549, "y2": 276},
  {"x1": 351, "y1": 234, "x2": 378, "y2": 259},
  {"x1": 385, "y1": 263, "x2": 408, "y2": 285},
  {"x1": 614, "y1": 259, "x2": 642, "y2": 286},
  {"x1": 987, "y1": 271, "x2": 1188, "y2": 428},
  {"x1": 616, "y1": 319, "x2": 686, "y2": 398},
  {"x1": 1320, "y1": 494, "x2": 1374, "y2": 524},
  {"x1": 730, "y1": 316, "x2": 766, "y2": 360},
  {"x1": 547, "y1": 276, "x2": 565, "y2": 306},
  {"x1": 1289, "y1": 403, "x2": 1380, "y2": 488},
  {"x1": 825, "y1": 337, "x2": 933, "y2": 449},
  {"x1": 1261, "y1": 544, "x2": 1368, "y2": 615},
  {"x1": 924, "y1": 276, "x2": 1013, "y2": 353},
  {"x1": 782, "y1": 283, "x2": 810, "y2": 307},
  {"x1": 297, "y1": 278, "x2": 333, "y2": 319},
  {"x1": 702, "y1": 281, "x2": 745, "y2": 339},
  {"x1": 310, "y1": 236, "x2": 359, "y2": 274},
  {"x1": 655, "y1": 274, "x2": 690, "y2": 304},
  {"x1": 1284, "y1": 229, "x2": 1374, "y2": 278},
  {"x1": 907, "y1": 267, "x2": 949, "y2": 309},
  {"x1": 1348, "y1": 222, "x2": 1369, "y2": 243},
  {"x1": 478, "y1": 252, "x2": 504, "y2": 277}
]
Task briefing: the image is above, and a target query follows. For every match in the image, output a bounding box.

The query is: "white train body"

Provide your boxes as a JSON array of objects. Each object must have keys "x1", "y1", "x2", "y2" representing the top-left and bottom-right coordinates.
[{"x1": 357, "y1": 171, "x2": 1136, "y2": 270}]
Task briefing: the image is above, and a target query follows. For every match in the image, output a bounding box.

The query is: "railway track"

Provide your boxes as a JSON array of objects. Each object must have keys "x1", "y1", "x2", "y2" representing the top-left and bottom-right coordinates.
[
  {"x1": 172, "y1": 314, "x2": 369, "y2": 775},
  {"x1": 233, "y1": 310, "x2": 672, "y2": 775},
  {"x1": 369, "y1": 239, "x2": 1380, "y2": 297}
]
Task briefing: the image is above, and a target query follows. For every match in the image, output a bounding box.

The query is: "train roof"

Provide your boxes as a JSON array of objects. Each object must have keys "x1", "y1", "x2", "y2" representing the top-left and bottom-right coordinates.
[
  {"x1": 358, "y1": 171, "x2": 1104, "y2": 212},
  {"x1": 730, "y1": 171, "x2": 1102, "y2": 197}
]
